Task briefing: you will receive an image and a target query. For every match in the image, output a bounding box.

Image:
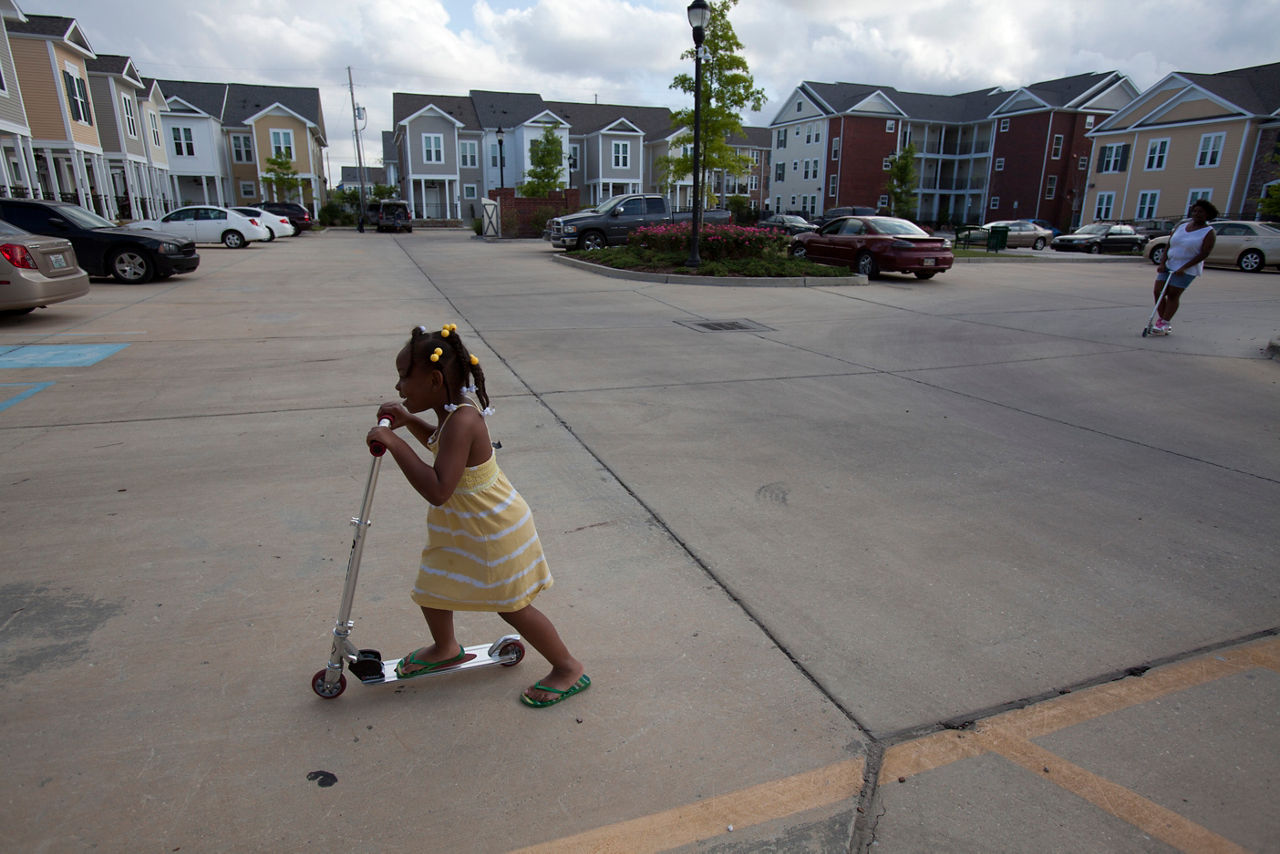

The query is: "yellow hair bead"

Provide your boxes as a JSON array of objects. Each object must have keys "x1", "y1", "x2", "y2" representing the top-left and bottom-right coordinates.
[
  {"x1": 469, "y1": 354, "x2": 479, "y2": 366},
  {"x1": 429, "y1": 347, "x2": 442, "y2": 362}
]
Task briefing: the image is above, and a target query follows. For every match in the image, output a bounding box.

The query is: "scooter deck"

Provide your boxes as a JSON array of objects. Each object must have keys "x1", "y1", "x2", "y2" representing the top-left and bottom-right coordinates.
[{"x1": 355, "y1": 638, "x2": 522, "y2": 686}]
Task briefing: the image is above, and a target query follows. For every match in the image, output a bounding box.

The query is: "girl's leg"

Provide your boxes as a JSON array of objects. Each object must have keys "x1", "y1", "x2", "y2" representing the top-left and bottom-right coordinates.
[
  {"x1": 499, "y1": 605, "x2": 585, "y2": 702},
  {"x1": 1162, "y1": 286, "x2": 1183, "y2": 321},
  {"x1": 399, "y1": 607, "x2": 463, "y2": 676}
]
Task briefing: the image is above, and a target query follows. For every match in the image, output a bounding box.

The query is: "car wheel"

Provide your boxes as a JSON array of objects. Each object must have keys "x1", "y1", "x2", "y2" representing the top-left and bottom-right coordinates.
[
  {"x1": 854, "y1": 251, "x2": 878, "y2": 277},
  {"x1": 914, "y1": 271, "x2": 937, "y2": 279},
  {"x1": 109, "y1": 248, "x2": 155, "y2": 283},
  {"x1": 790, "y1": 243, "x2": 806, "y2": 259},
  {"x1": 264, "y1": 227, "x2": 276, "y2": 242},
  {"x1": 1088, "y1": 243, "x2": 1101, "y2": 255},
  {"x1": 222, "y1": 230, "x2": 246, "y2": 249},
  {"x1": 1149, "y1": 245, "x2": 1166, "y2": 265},
  {"x1": 578, "y1": 230, "x2": 606, "y2": 251},
  {"x1": 1032, "y1": 237, "x2": 1046, "y2": 250},
  {"x1": 1238, "y1": 249, "x2": 1264, "y2": 273}
]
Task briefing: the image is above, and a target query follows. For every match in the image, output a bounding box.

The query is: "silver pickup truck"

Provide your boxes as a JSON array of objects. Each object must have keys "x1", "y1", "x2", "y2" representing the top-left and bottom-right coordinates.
[{"x1": 544, "y1": 193, "x2": 732, "y2": 250}]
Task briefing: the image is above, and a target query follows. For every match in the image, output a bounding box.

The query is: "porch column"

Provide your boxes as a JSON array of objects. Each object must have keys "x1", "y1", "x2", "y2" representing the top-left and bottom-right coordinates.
[
  {"x1": 214, "y1": 176, "x2": 225, "y2": 206},
  {"x1": 199, "y1": 175, "x2": 209, "y2": 204},
  {"x1": 13, "y1": 135, "x2": 34, "y2": 197},
  {"x1": 70, "y1": 151, "x2": 89, "y2": 208},
  {"x1": 0, "y1": 143, "x2": 12, "y2": 196}
]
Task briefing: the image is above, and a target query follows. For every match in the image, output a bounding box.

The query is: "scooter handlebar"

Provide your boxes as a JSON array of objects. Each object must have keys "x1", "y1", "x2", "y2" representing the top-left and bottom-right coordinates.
[{"x1": 370, "y1": 417, "x2": 393, "y2": 457}]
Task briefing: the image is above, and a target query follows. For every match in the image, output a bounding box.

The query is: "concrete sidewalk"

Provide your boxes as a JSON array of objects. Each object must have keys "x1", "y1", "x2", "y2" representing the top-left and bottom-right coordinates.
[{"x1": 1, "y1": 230, "x2": 1276, "y2": 853}]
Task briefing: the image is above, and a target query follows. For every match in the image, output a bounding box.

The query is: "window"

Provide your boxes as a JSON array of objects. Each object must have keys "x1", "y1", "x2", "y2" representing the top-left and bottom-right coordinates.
[
  {"x1": 802, "y1": 160, "x2": 810, "y2": 180},
  {"x1": 612, "y1": 141, "x2": 629, "y2": 168},
  {"x1": 1145, "y1": 138, "x2": 1169, "y2": 171},
  {"x1": 885, "y1": 120, "x2": 895, "y2": 133},
  {"x1": 171, "y1": 126, "x2": 194, "y2": 157},
  {"x1": 831, "y1": 137, "x2": 839, "y2": 160},
  {"x1": 422, "y1": 134, "x2": 443, "y2": 164},
  {"x1": 813, "y1": 126, "x2": 821, "y2": 144},
  {"x1": 789, "y1": 194, "x2": 797, "y2": 208},
  {"x1": 995, "y1": 157, "x2": 1005, "y2": 171},
  {"x1": 776, "y1": 127, "x2": 787, "y2": 149},
  {"x1": 1079, "y1": 156, "x2": 1089, "y2": 171},
  {"x1": 775, "y1": 162, "x2": 784, "y2": 181},
  {"x1": 749, "y1": 175, "x2": 758, "y2": 191},
  {"x1": 239, "y1": 181, "x2": 255, "y2": 199},
  {"x1": 270, "y1": 129, "x2": 294, "y2": 160},
  {"x1": 1045, "y1": 175, "x2": 1057, "y2": 199},
  {"x1": 990, "y1": 196, "x2": 1000, "y2": 209},
  {"x1": 1085, "y1": 115, "x2": 1095, "y2": 128},
  {"x1": 459, "y1": 141, "x2": 477, "y2": 168},
  {"x1": 121, "y1": 95, "x2": 137, "y2": 137},
  {"x1": 877, "y1": 194, "x2": 889, "y2": 208},
  {"x1": 568, "y1": 144, "x2": 579, "y2": 171},
  {"x1": 1094, "y1": 191, "x2": 1115, "y2": 220},
  {"x1": 231, "y1": 134, "x2": 253, "y2": 163},
  {"x1": 882, "y1": 157, "x2": 892, "y2": 170},
  {"x1": 62, "y1": 68, "x2": 92, "y2": 124},
  {"x1": 463, "y1": 184, "x2": 477, "y2": 199},
  {"x1": 1187, "y1": 188, "x2": 1212, "y2": 209},
  {"x1": 805, "y1": 125, "x2": 812, "y2": 144},
  {"x1": 1196, "y1": 133, "x2": 1224, "y2": 167},
  {"x1": 1098, "y1": 143, "x2": 1129, "y2": 173},
  {"x1": 490, "y1": 144, "x2": 499, "y2": 168},
  {"x1": 792, "y1": 160, "x2": 799, "y2": 174},
  {"x1": 795, "y1": 101, "x2": 802, "y2": 113},
  {"x1": 149, "y1": 112, "x2": 162, "y2": 147},
  {"x1": 1135, "y1": 190, "x2": 1159, "y2": 219},
  {"x1": 999, "y1": 118, "x2": 1010, "y2": 132},
  {"x1": 829, "y1": 175, "x2": 837, "y2": 196},
  {"x1": 1050, "y1": 134, "x2": 1063, "y2": 159}
]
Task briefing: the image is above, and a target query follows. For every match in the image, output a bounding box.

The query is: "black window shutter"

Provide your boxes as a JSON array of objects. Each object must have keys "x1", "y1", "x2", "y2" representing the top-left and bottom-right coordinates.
[
  {"x1": 62, "y1": 70, "x2": 80, "y2": 121},
  {"x1": 1118, "y1": 144, "x2": 1129, "y2": 172}
]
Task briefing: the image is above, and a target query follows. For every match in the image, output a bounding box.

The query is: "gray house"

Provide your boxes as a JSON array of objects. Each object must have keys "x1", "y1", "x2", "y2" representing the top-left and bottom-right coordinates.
[{"x1": 87, "y1": 54, "x2": 172, "y2": 219}]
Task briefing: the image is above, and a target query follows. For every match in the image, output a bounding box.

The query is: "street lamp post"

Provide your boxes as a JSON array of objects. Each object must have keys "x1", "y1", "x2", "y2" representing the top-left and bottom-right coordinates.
[
  {"x1": 685, "y1": 0, "x2": 710, "y2": 268},
  {"x1": 496, "y1": 127, "x2": 506, "y2": 191}
]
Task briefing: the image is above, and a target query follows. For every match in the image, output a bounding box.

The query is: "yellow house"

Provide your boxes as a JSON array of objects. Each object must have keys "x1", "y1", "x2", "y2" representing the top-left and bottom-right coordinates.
[
  {"x1": 228, "y1": 85, "x2": 327, "y2": 210},
  {"x1": 6, "y1": 12, "x2": 116, "y2": 216},
  {"x1": 1085, "y1": 61, "x2": 1280, "y2": 223}
]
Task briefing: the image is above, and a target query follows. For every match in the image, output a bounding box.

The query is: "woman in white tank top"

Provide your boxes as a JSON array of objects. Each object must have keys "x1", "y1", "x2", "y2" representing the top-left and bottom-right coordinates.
[{"x1": 1150, "y1": 199, "x2": 1217, "y2": 335}]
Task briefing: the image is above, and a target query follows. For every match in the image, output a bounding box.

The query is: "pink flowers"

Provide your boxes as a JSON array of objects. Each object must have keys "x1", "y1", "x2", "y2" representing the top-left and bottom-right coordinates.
[{"x1": 628, "y1": 223, "x2": 788, "y2": 260}]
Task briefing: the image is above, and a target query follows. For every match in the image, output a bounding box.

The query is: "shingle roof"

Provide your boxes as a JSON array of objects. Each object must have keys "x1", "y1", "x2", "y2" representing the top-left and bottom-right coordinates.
[
  {"x1": 154, "y1": 79, "x2": 325, "y2": 141},
  {"x1": 391, "y1": 92, "x2": 480, "y2": 128},
  {"x1": 543, "y1": 100, "x2": 675, "y2": 137},
  {"x1": 7, "y1": 13, "x2": 73, "y2": 37},
  {"x1": 85, "y1": 54, "x2": 131, "y2": 75},
  {"x1": 469, "y1": 90, "x2": 550, "y2": 129},
  {"x1": 340, "y1": 165, "x2": 386, "y2": 184},
  {"x1": 1180, "y1": 61, "x2": 1280, "y2": 115},
  {"x1": 155, "y1": 79, "x2": 227, "y2": 118}
]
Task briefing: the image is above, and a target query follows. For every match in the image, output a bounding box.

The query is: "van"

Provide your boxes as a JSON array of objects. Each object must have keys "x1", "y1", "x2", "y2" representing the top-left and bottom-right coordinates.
[{"x1": 375, "y1": 200, "x2": 412, "y2": 233}]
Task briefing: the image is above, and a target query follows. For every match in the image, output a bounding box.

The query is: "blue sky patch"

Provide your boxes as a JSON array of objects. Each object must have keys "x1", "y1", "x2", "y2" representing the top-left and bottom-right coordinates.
[
  {"x1": 0, "y1": 381, "x2": 54, "y2": 412},
  {"x1": 0, "y1": 343, "x2": 129, "y2": 368}
]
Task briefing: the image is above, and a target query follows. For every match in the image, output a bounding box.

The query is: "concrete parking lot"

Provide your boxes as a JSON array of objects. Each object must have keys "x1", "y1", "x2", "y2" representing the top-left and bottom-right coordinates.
[{"x1": 2, "y1": 230, "x2": 1277, "y2": 852}]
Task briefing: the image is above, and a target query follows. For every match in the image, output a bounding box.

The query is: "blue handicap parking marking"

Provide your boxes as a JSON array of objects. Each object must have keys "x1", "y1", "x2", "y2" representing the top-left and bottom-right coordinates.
[
  {"x1": 0, "y1": 381, "x2": 54, "y2": 412},
  {"x1": 0, "y1": 343, "x2": 129, "y2": 368}
]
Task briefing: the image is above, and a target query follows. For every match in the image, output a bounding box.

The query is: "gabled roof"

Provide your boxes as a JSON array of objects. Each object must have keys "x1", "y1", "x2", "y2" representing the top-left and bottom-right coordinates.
[
  {"x1": 154, "y1": 80, "x2": 326, "y2": 144},
  {"x1": 469, "y1": 90, "x2": 549, "y2": 130},
  {"x1": 381, "y1": 131, "x2": 396, "y2": 163},
  {"x1": 391, "y1": 92, "x2": 479, "y2": 130},
  {"x1": 1093, "y1": 61, "x2": 1280, "y2": 134},
  {"x1": 156, "y1": 80, "x2": 227, "y2": 118},
  {"x1": 728, "y1": 126, "x2": 771, "y2": 148},
  {"x1": 87, "y1": 54, "x2": 144, "y2": 89},
  {"x1": 1179, "y1": 61, "x2": 1280, "y2": 115},
  {"x1": 545, "y1": 100, "x2": 675, "y2": 137},
  {"x1": 8, "y1": 13, "x2": 93, "y2": 57},
  {"x1": 340, "y1": 165, "x2": 386, "y2": 184}
]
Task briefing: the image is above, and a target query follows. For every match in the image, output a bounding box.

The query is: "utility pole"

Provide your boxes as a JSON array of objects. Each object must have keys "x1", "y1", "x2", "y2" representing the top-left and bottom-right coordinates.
[{"x1": 348, "y1": 66, "x2": 367, "y2": 232}]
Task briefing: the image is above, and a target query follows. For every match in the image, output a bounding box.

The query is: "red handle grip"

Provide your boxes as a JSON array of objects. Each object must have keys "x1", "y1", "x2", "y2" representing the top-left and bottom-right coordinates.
[{"x1": 370, "y1": 417, "x2": 392, "y2": 457}]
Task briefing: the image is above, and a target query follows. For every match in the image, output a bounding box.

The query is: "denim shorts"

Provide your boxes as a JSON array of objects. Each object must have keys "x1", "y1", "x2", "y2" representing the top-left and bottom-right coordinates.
[{"x1": 1156, "y1": 270, "x2": 1196, "y2": 290}]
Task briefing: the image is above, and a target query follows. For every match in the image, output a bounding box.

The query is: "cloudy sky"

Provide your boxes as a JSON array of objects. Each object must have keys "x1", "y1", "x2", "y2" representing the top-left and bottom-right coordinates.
[{"x1": 23, "y1": 0, "x2": 1277, "y2": 176}]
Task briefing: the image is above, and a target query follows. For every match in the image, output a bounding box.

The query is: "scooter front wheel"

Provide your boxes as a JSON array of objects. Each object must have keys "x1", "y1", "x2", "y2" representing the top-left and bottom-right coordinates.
[{"x1": 312, "y1": 669, "x2": 347, "y2": 698}]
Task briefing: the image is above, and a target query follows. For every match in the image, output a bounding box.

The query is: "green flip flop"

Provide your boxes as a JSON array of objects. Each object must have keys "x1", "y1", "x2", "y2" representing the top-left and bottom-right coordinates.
[
  {"x1": 394, "y1": 647, "x2": 466, "y2": 679},
  {"x1": 521, "y1": 674, "x2": 591, "y2": 708}
]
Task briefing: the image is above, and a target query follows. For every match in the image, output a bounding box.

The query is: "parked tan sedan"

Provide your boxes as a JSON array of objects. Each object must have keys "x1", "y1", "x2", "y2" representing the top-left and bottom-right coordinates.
[
  {"x1": 983, "y1": 219, "x2": 1055, "y2": 250},
  {"x1": 0, "y1": 219, "x2": 90, "y2": 315},
  {"x1": 1145, "y1": 220, "x2": 1280, "y2": 272}
]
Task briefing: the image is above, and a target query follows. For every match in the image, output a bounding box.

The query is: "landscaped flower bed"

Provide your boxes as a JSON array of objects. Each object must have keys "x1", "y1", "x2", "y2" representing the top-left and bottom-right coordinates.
[{"x1": 627, "y1": 222, "x2": 790, "y2": 261}]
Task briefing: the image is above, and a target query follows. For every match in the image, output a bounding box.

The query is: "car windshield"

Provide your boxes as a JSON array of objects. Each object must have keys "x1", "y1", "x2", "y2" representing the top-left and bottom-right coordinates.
[
  {"x1": 55, "y1": 204, "x2": 117, "y2": 230},
  {"x1": 781, "y1": 216, "x2": 806, "y2": 224},
  {"x1": 595, "y1": 196, "x2": 624, "y2": 215},
  {"x1": 869, "y1": 218, "x2": 928, "y2": 236},
  {"x1": 1074, "y1": 224, "x2": 1109, "y2": 235}
]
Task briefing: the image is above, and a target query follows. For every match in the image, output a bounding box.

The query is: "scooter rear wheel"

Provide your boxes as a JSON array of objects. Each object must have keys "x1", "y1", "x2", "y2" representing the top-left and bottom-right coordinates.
[
  {"x1": 499, "y1": 639, "x2": 526, "y2": 667},
  {"x1": 312, "y1": 669, "x2": 347, "y2": 698}
]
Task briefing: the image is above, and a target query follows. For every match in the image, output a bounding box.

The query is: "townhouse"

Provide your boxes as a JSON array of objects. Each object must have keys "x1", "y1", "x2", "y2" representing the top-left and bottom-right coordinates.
[
  {"x1": 1084, "y1": 61, "x2": 1280, "y2": 224},
  {"x1": 0, "y1": 1, "x2": 38, "y2": 202},
  {"x1": 86, "y1": 54, "x2": 172, "y2": 219},
  {"x1": 157, "y1": 79, "x2": 328, "y2": 214},
  {"x1": 769, "y1": 72, "x2": 1138, "y2": 229}
]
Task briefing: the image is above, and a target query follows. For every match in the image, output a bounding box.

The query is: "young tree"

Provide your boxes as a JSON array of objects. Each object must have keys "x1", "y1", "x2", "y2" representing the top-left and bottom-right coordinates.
[
  {"x1": 521, "y1": 124, "x2": 566, "y2": 198},
  {"x1": 262, "y1": 151, "x2": 301, "y2": 202},
  {"x1": 1259, "y1": 184, "x2": 1280, "y2": 220},
  {"x1": 884, "y1": 144, "x2": 919, "y2": 218},
  {"x1": 657, "y1": 0, "x2": 765, "y2": 207}
]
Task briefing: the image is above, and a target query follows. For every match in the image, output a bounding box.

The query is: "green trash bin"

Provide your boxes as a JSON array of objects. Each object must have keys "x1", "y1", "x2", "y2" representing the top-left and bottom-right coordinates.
[{"x1": 987, "y1": 225, "x2": 1009, "y2": 252}]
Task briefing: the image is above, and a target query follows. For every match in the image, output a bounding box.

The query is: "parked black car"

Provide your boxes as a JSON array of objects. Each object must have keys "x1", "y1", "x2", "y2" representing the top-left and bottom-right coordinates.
[
  {"x1": 258, "y1": 201, "x2": 313, "y2": 231},
  {"x1": 1050, "y1": 223, "x2": 1148, "y2": 254},
  {"x1": 757, "y1": 213, "x2": 817, "y2": 235},
  {"x1": 811, "y1": 206, "x2": 878, "y2": 228},
  {"x1": 0, "y1": 198, "x2": 199, "y2": 284}
]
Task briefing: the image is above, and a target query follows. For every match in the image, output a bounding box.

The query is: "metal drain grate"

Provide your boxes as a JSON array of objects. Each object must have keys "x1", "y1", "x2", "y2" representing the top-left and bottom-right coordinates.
[{"x1": 676, "y1": 318, "x2": 775, "y2": 333}]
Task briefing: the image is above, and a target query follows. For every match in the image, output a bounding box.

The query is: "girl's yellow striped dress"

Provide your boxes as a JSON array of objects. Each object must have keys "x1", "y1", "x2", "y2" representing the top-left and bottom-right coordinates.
[{"x1": 410, "y1": 405, "x2": 552, "y2": 612}]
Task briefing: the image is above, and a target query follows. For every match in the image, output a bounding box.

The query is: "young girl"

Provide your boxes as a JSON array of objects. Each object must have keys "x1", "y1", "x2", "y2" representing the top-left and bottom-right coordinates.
[
  {"x1": 366, "y1": 324, "x2": 589, "y2": 708},
  {"x1": 1150, "y1": 199, "x2": 1218, "y2": 335}
]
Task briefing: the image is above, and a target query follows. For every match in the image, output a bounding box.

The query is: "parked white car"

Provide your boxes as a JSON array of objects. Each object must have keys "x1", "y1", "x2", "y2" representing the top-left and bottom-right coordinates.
[
  {"x1": 232, "y1": 206, "x2": 296, "y2": 241},
  {"x1": 129, "y1": 205, "x2": 270, "y2": 248}
]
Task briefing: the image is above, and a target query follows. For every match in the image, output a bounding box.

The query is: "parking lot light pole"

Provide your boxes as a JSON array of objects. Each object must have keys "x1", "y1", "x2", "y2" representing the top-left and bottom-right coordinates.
[
  {"x1": 685, "y1": 0, "x2": 710, "y2": 268},
  {"x1": 496, "y1": 127, "x2": 506, "y2": 191}
]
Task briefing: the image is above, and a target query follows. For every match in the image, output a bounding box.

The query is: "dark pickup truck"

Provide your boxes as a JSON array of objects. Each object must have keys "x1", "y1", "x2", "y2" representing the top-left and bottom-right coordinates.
[{"x1": 544, "y1": 193, "x2": 731, "y2": 250}]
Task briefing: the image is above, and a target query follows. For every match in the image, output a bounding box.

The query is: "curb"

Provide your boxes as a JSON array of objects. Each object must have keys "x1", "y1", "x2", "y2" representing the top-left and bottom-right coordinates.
[{"x1": 550, "y1": 253, "x2": 868, "y2": 287}]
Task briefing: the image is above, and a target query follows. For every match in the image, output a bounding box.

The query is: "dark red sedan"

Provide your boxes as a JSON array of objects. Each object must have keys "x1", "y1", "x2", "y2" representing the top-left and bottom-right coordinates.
[{"x1": 791, "y1": 216, "x2": 954, "y2": 279}]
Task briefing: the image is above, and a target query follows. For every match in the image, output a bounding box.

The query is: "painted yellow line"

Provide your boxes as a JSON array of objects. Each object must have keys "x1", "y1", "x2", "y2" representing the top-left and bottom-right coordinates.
[
  {"x1": 510, "y1": 757, "x2": 865, "y2": 854},
  {"x1": 987, "y1": 733, "x2": 1251, "y2": 854}
]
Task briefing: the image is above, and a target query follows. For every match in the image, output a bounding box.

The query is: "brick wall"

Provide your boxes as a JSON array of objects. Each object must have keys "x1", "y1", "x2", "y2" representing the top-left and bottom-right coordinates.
[{"x1": 488, "y1": 187, "x2": 582, "y2": 237}]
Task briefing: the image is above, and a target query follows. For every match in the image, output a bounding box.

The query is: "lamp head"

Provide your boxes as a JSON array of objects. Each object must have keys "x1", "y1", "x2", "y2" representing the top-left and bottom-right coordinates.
[
  {"x1": 496, "y1": 126, "x2": 504, "y2": 141},
  {"x1": 687, "y1": 0, "x2": 710, "y2": 45}
]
